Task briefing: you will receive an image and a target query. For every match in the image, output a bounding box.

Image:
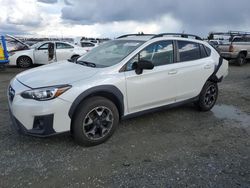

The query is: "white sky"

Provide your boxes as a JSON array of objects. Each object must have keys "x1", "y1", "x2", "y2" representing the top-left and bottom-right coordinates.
[{"x1": 0, "y1": 0, "x2": 250, "y2": 38}]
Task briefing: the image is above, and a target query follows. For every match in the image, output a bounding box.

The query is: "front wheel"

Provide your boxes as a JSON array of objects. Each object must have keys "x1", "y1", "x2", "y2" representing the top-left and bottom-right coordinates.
[
  {"x1": 196, "y1": 81, "x2": 218, "y2": 111},
  {"x1": 72, "y1": 96, "x2": 119, "y2": 146},
  {"x1": 17, "y1": 56, "x2": 32, "y2": 68},
  {"x1": 71, "y1": 55, "x2": 80, "y2": 61}
]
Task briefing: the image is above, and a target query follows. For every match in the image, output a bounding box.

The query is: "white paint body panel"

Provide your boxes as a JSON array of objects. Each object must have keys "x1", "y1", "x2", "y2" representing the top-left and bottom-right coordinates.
[
  {"x1": 8, "y1": 41, "x2": 87, "y2": 66},
  {"x1": 8, "y1": 36, "x2": 228, "y2": 134}
]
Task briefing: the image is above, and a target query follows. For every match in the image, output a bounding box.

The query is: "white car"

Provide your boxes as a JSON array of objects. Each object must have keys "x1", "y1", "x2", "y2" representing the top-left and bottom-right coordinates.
[
  {"x1": 9, "y1": 41, "x2": 87, "y2": 68},
  {"x1": 8, "y1": 33, "x2": 228, "y2": 146}
]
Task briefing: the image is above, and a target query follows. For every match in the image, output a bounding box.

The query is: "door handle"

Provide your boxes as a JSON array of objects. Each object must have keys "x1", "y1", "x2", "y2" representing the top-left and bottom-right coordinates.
[
  {"x1": 168, "y1": 70, "x2": 178, "y2": 75},
  {"x1": 204, "y1": 64, "x2": 212, "y2": 69}
]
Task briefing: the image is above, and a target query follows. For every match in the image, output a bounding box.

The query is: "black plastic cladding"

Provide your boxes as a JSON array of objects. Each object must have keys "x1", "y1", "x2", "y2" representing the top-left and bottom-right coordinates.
[{"x1": 68, "y1": 85, "x2": 124, "y2": 119}]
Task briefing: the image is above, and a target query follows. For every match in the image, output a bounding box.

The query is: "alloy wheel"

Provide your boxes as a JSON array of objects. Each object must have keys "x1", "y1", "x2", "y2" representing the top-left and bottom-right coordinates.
[
  {"x1": 204, "y1": 85, "x2": 217, "y2": 107},
  {"x1": 82, "y1": 106, "x2": 113, "y2": 140}
]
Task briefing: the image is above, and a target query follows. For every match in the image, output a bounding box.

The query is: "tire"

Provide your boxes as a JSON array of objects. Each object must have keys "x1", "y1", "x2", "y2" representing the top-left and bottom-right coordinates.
[
  {"x1": 72, "y1": 96, "x2": 119, "y2": 146},
  {"x1": 236, "y1": 53, "x2": 246, "y2": 66},
  {"x1": 71, "y1": 55, "x2": 80, "y2": 61},
  {"x1": 197, "y1": 81, "x2": 218, "y2": 111},
  {"x1": 17, "y1": 56, "x2": 32, "y2": 68}
]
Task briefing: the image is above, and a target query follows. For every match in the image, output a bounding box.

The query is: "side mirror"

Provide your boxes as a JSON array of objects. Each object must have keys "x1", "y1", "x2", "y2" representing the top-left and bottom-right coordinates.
[{"x1": 132, "y1": 60, "x2": 154, "y2": 75}]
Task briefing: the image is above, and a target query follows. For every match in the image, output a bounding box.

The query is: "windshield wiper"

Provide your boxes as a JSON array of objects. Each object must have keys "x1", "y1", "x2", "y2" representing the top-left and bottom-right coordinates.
[{"x1": 76, "y1": 60, "x2": 96, "y2": 67}]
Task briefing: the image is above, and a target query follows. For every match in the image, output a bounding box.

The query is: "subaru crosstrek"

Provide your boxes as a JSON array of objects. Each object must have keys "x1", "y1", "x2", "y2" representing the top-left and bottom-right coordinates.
[{"x1": 8, "y1": 33, "x2": 228, "y2": 146}]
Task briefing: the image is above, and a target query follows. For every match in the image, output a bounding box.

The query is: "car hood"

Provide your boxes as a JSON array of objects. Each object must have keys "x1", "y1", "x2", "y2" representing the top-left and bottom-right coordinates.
[{"x1": 16, "y1": 61, "x2": 99, "y2": 88}]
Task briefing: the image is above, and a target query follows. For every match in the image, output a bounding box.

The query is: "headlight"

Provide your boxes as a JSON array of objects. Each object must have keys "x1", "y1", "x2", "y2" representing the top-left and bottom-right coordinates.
[{"x1": 21, "y1": 85, "x2": 71, "y2": 101}]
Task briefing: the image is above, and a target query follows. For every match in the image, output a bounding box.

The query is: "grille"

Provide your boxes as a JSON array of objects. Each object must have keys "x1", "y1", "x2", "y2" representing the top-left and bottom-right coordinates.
[{"x1": 8, "y1": 85, "x2": 15, "y2": 102}]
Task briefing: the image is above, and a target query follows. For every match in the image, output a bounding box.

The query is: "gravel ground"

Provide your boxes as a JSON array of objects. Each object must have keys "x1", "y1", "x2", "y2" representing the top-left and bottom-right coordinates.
[{"x1": 0, "y1": 63, "x2": 250, "y2": 188}]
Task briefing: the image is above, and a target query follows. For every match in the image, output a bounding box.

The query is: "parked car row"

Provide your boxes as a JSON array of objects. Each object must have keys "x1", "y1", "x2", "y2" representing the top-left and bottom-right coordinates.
[{"x1": 8, "y1": 33, "x2": 228, "y2": 146}]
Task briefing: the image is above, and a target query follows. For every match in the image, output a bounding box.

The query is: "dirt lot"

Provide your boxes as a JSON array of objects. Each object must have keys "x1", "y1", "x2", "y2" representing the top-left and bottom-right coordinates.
[{"x1": 0, "y1": 63, "x2": 250, "y2": 188}]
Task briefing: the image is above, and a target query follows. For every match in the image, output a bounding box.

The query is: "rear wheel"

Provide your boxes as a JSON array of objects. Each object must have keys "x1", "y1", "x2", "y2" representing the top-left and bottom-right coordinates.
[
  {"x1": 236, "y1": 53, "x2": 246, "y2": 66},
  {"x1": 196, "y1": 81, "x2": 218, "y2": 111},
  {"x1": 17, "y1": 56, "x2": 32, "y2": 68},
  {"x1": 72, "y1": 96, "x2": 119, "y2": 146}
]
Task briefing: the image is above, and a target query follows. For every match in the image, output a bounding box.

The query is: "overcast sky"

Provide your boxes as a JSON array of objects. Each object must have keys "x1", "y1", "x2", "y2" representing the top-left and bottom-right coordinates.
[{"x1": 0, "y1": 0, "x2": 250, "y2": 38}]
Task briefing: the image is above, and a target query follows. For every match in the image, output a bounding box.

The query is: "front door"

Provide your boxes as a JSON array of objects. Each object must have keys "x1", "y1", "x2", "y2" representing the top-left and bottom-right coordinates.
[{"x1": 124, "y1": 40, "x2": 179, "y2": 113}]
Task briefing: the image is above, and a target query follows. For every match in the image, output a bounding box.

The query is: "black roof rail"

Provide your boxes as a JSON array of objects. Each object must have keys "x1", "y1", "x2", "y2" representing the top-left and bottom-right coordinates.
[
  {"x1": 117, "y1": 33, "x2": 155, "y2": 39},
  {"x1": 151, "y1": 33, "x2": 202, "y2": 40}
]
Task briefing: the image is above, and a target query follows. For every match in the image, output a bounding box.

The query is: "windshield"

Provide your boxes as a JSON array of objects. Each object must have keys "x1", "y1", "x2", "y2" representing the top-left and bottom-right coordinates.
[
  {"x1": 77, "y1": 40, "x2": 143, "y2": 67},
  {"x1": 30, "y1": 42, "x2": 43, "y2": 49},
  {"x1": 5, "y1": 36, "x2": 29, "y2": 52}
]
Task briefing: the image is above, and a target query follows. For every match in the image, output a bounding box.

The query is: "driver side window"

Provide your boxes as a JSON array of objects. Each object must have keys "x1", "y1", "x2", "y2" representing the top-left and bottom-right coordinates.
[
  {"x1": 38, "y1": 43, "x2": 49, "y2": 50},
  {"x1": 126, "y1": 40, "x2": 174, "y2": 71}
]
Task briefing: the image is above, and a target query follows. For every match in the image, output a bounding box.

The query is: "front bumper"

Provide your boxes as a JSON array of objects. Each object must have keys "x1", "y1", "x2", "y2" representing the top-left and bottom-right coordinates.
[
  {"x1": 9, "y1": 109, "x2": 56, "y2": 137},
  {"x1": 8, "y1": 78, "x2": 73, "y2": 136}
]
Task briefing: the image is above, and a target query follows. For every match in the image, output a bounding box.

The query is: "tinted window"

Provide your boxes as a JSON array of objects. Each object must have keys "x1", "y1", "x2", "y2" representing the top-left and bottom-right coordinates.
[
  {"x1": 233, "y1": 37, "x2": 250, "y2": 42},
  {"x1": 141, "y1": 41, "x2": 174, "y2": 65},
  {"x1": 56, "y1": 42, "x2": 73, "y2": 49},
  {"x1": 178, "y1": 41, "x2": 200, "y2": 62},
  {"x1": 81, "y1": 42, "x2": 95, "y2": 47},
  {"x1": 38, "y1": 43, "x2": 49, "y2": 50},
  {"x1": 126, "y1": 41, "x2": 173, "y2": 71},
  {"x1": 209, "y1": 41, "x2": 218, "y2": 45},
  {"x1": 200, "y1": 44, "x2": 208, "y2": 58},
  {"x1": 205, "y1": 46, "x2": 211, "y2": 56}
]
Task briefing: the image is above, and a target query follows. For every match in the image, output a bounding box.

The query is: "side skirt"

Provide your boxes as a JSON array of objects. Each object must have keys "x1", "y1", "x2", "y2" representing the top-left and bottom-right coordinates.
[{"x1": 121, "y1": 96, "x2": 199, "y2": 120}]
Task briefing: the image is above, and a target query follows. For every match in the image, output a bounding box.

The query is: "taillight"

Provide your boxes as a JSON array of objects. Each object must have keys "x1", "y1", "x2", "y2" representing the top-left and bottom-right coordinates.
[{"x1": 229, "y1": 45, "x2": 234, "y2": 52}]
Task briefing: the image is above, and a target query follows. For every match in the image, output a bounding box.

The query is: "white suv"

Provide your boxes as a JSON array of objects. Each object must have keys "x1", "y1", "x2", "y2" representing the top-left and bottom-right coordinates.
[{"x1": 8, "y1": 33, "x2": 228, "y2": 146}]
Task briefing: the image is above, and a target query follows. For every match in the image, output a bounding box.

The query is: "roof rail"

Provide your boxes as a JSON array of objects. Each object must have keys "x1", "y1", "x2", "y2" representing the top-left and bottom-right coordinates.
[
  {"x1": 151, "y1": 33, "x2": 202, "y2": 40},
  {"x1": 117, "y1": 33, "x2": 155, "y2": 39}
]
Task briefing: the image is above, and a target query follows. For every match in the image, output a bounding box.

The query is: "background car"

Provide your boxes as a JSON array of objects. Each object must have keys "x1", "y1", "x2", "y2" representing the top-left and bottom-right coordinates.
[
  {"x1": 80, "y1": 41, "x2": 98, "y2": 52},
  {"x1": 8, "y1": 41, "x2": 87, "y2": 68}
]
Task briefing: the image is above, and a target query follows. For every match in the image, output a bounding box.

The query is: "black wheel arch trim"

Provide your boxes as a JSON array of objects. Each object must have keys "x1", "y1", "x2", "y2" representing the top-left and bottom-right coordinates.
[
  {"x1": 208, "y1": 56, "x2": 223, "y2": 83},
  {"x1": 68, "y1": 85, "x2": 124, "y2": 119}
]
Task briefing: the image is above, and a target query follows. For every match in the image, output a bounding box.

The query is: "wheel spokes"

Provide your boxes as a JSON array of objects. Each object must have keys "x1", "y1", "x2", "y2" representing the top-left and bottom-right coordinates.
[
  {"x1": 82, "y1": 106, "x2": 113, "y2": 140},
  {"x1": 95, "y1": 107, "x2": 105, "y2": 117},
  {"x1": 84, "y1": 116, "x2": 94, "y2": 126},
  {"x1": 205, "y1": 85, "x2": 217, "y2": 106}
]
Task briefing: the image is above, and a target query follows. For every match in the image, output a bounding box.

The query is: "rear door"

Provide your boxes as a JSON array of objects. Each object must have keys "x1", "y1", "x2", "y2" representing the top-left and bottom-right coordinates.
[
  {"x1": 33, "y1": 42, "x2": 51, "y2": 64},
  {"x1": 174, "y1": 40, "x2": 214, "y2": 102},
  {"x1": 56, "y1": 42, "x2": 74, "y2": 61}
]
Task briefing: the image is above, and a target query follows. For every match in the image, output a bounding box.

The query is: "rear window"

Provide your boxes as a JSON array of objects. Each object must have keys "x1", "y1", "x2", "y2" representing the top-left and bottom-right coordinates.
[
  {"x1": 200, "y1": 44, "x2": 208, "y2": 58},
  {"x1": 204, "y1": 46, "x2": 212, "y2": 56},
  {"x1": 177, "y1": 41, "x2": 201, "y2": 62},
  {"x1": 232, "y1": 37, "x2": 250, "y2": 42}
]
